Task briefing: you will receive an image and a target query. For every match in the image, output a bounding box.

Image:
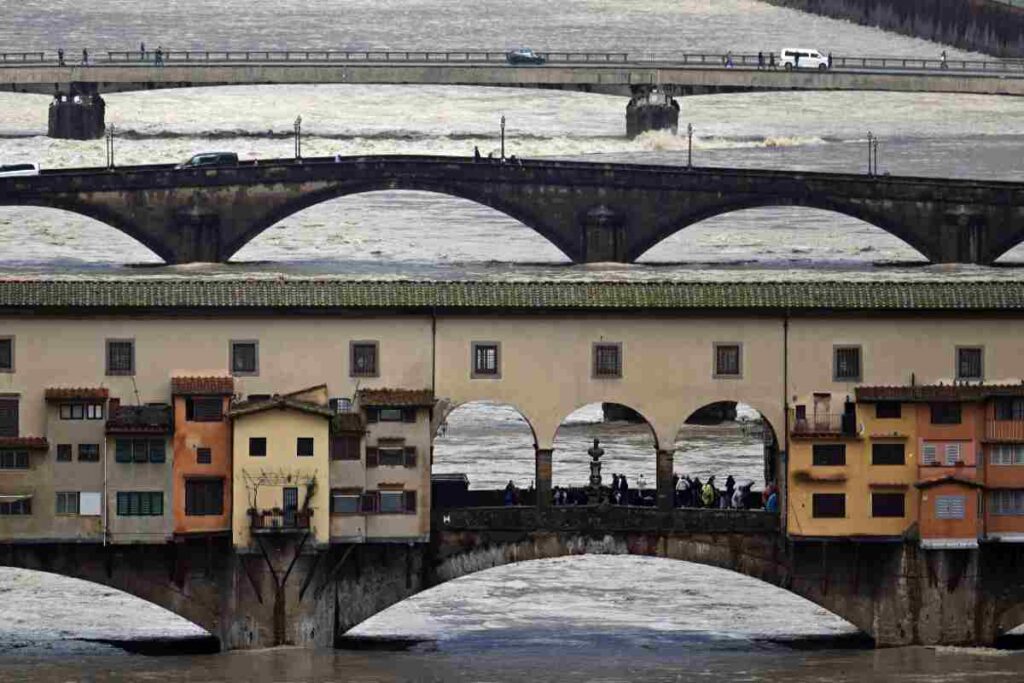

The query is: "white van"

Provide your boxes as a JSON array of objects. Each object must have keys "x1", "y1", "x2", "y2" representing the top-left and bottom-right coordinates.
[
  {"x1": 779, "y1": 48, "x2": 829, "y2": 71},
  {"x1": 0, "y1": 163, "x2": 39, "y2": 177}
]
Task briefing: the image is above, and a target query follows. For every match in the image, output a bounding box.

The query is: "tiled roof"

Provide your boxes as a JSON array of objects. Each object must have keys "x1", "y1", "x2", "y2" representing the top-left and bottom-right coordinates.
[
  {"x1": 106, "y1": 404, "x2": 173, "y2": 435},
  {"x1": 358, "y1": 388, "x2": 435, "y2": 407},
  {"x1": 44, "y1": 387, "x2": 109, "y2": 401},
  {"x1": 331, "y1": 413, "x2": 365, "y2": 433},
  {"x1": 1, "y1": 279, "x2": 1024, "y2": 312},
  {"x1": 0, "y1": 436, "x2": 48, "y2": 451},
  {"x1": 228, "y1": 395, "x2": 334, "y2": 419},
  {"x1": 171, "y1": 376, "x2": 234, "y2": 396},
  {"x1": 857, "y1": 384, "x2": 1024, "y2": 402},
  {"x1": 915, "y1": 475, "x2": 985, "y2": 490}
]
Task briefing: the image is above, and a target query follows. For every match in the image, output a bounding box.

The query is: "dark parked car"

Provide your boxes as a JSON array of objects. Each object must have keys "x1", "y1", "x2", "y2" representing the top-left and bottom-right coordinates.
[
  {"x1": 506, "y1": 48, "x2": 545, "y2": 65},
  {"x1": 175, "y1": 152, "x2": 238, "y2": 169}
]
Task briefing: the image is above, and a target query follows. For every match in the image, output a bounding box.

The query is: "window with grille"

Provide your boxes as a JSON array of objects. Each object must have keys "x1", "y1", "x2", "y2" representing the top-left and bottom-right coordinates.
[
  {"x1": 995, "y1": 398, "x2": 1024, "y2": 421},
  {"x1": 231, "y1": 341, "x2": 258, "y2": 375},
  {"x1": 56, "y1": 444, "x2": 72, "y2": 462},
  {"x1": 196, "y1": 447, "x2": 212, "y2": 464},
  {"x1": 0, "y1": 451, "x2": 28, "y2": 469},
  {"x1": 350, "y1": 341, "x2": 379, "y2": 377},
  {"x1": 330, "y1": 435, "x2": 360, "y2": 461},
  {"x1": 812, "y1": 444, "x2": 846, "y2": 466},
  {"x1": 875, "y1": 402, "x2": 901, "y2": 419},
  {"x1": 956, "y1": 347, "x2": 983, "y2": 381},
  {"x1": 185, "y1": 479, "x2": 224, "y2": 516},
  {"x1": 990, "y1": 444, "x2": 1024, "y2": 465},
  {"x1": 943, "y1": 442, "x2": 963, "y2": 465},
  {"x1": 872, "y1": 443, "x2": 905, "y2": 465},
  {"x1": 331, "y1": 489, "x2": 361, "y2": 514},
  {"x1": 472, "y1": 342, "x2": 500, "y2": 378},
  {"x1": 990, "y1": 489, "x2": 1024, "y2": 516},
  {"x1": 249, "y1": 437, "x2": 267, "y2": 457},
  {"x1": 871, "y1": 492, "x2": 905, "y2": 517},
  {"x1": 0, "y1": 499, "x2": 30, "y2": 515},
  {"x1": 0, "y1": 398, "x2": 18, "y2": 437},
  {"x1": 106, "y1": 339, "x2": 134, "y2": 375},
  {"x1": 77, "y1": 443, "x2": 100, "y2": 462},
  {"x1": 329, "y1": 397, "x2": 352, "y2": 413},
  {"x1": 593, "y1": 343, "x2": 622, "y2": 378},
  {"x1": 297, "y1": 437, "x2": 314, "y2": 457},
  {"x1": 0, "y1": 337, "x2": 12, "y2": 372},
  {"x1": 186, "y1": 397, "x2": 223, "y2": 422},
  {"x1": 713, "y1": 343, "x2": 741, "y2": 378},
  {"x1": 55, "y1": 491, "x2": 79, "y2": 515},
  {"x1": 116, "y1": 491, "x2": 164, "y2": 516},
  {"x1": 114, "y1": 438, "x2": 165, "y2": 464},
  {"x1": 930, "y1": 403, "x2": 961, "y2": 425},
  {"x1": 935, "y1": 495, "x2": 966, "y2": 520},
  {"x1": 812, "y1": 493, "x2": 846, "y2": 518},
  {"x1": 833, "y1": 346, "x2": 861, "y2": 381}
]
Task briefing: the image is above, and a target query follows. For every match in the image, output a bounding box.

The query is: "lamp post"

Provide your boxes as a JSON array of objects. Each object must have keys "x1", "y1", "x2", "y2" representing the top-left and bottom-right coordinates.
[
  {"x1": 105, "y1": 123, "x2": 115, "y2": 169},
  {"x1": 872, "y1": 136, "x2": 879, "y2": 175},
  {"x1": 867, "y1": 131, "x2": 873, "y2": 176},
  {"x1": 500, "y1": 114, "x2": 506, "y2": 161},
  {"x1": 294, "y1": 116, "x2": 302, "y2": 161},
  {"x1": 687, "y1": 123, "x2": 693, "y2": 169}
]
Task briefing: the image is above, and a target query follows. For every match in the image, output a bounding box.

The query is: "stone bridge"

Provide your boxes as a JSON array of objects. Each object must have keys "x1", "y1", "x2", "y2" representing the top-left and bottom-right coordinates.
[
  {"x1": 2, "y1": 155, "x2": 1023, "y2": 264},
  {"x1": 4, "y1": 506, "x2": 1024, "y2": 650}
]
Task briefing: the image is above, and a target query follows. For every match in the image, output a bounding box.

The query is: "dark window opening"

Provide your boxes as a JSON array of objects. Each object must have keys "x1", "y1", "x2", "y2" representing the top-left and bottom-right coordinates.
[
  {"x1": 351, "y1": 342, "x2": 379, "y2": 377},
  {"x1": 875, "y1": 401, "x2": 901, "y2": 419},
  {"x1": 872, "y1": 492, "x2": 906, "y2": 518},
  {"x1": 473, "y1": 343, "x2": 500, "y2": 377},
  {"x1": 106, "y1": 340, "x2": 134, "y2": 376},
  {"x1": 231, "y1": 341, "x2": 258, "y2": 375},
  {"x1": 593, "y1": 343, "x2": 622, "y2": 378},
  {"x1": 995, "y1": 398, "x2": 1024, "y2": 422},
  {"x1": 56, "y1": 444, "x2": 72, "y2": 462},
  {"x1": 114, "y1": 438, "x2": 164, "y2": 464},
  {"x1": 197, "y1": 447, "x2": 212, "y2": 464},
  {"x1": 330, "y1": 435, "x2": 360, "y2": 461},
  {"x1": 116, "y1": 491, "x2": 163, "y2": 516},
  {"x1": 930, "y1": 402, "x2": 962, "y2": 425},
  {"x1": 0, "y1": 337, "x2": 12, "y2": 371},
  {"x1": 812, "y1": 444, "x2": 846, "y2": 466},
  {"x1": 249, "y1": 437, "x2": 267, "y2": 457},
  {"x1": 957, "y1": 347, "x2": 983, "y2": 381},
  {"x1": 0, "y1": 450, "x2": 29, "y2": 469},
  {"x1": 0, "y1": 398, "x2": 18, "y2": 437},
  {"x1": 185, "y1": 479, "x2": 224, "y2": 516},
  {"x1": 812, "y1": 493, "x2": 846, "y2": 518},
  {"x1": 297, "y1": 437, "x2": 314, "y2": 457},
  {"x1": 872, "y1": 443, "x2": 905, "y2": 466},
  {"x1": 714, "y1": 344, "x2": 741, "y2": 377},
  {"x1": 77, "y1": 443, "x2": 100, "y2": 462},
  {"x1": 186, "y1": 397, "x2": 223, "y2": 422}
]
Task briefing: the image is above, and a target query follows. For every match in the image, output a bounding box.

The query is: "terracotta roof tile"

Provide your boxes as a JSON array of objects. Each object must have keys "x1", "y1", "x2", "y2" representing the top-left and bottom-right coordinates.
[
  {"x1": 171, "y1": 376, "x2": 235, "y2": 396},
  {"x1": 228, "y1": 395, "x2": 333, "y2": 419},
  {"x1": 0, "y1": 436, "x2": 48, "y2": 451},
  {"x1": 357, "y1": 388, "x2": 435, "y2": 407},
  {"x1": 915, "y1": 475, "x2": 985, "y2": 490},
  {"x1": 857, "y1": 384, "x2": 1024, "y2": 402},
  {"x1": 106, "y1": 404, "x2": 173, "y2": 435},
  {"x1": 331, "y1": 412, "x2": 365, "y2": 433},
  {"x1": 44, "y1": 387, "x2": 109, "y2": 401}
]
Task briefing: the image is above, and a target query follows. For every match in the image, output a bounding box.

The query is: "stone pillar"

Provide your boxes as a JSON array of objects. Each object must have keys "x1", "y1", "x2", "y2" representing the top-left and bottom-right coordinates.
[
  {"x1": 582, "y1": 204, "x2": 624, "y2": 263},
  {"x1": 535, "y1": 448, "x2": 553, "y2": 509},
  {"x1": 48, "y1": 91, "x2": 105, "y2": 140},
  {"x1": 656, "y1": 449, "x2": 674, "y2": 512}
]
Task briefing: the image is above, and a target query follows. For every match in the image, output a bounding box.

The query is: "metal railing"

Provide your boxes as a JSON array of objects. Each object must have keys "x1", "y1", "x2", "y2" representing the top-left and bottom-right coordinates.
[
  {"x1": 249, "y1": 508, "x2": 312, "y2": 532},
  {"x1": 986, "y1": 420, "x2": 1024, "y2": 441},
  {"x1": 790, "y1": 411, "x2": 857, "y2": 436},
  {"x1": 1, "y1": 48, "x2": 1023, "y2": 74}
]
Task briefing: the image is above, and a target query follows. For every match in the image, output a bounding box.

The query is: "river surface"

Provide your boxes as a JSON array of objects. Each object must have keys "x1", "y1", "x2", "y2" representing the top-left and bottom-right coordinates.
[{"x1": 4, "y1": 0, "x2": 1024, "y2": 680}]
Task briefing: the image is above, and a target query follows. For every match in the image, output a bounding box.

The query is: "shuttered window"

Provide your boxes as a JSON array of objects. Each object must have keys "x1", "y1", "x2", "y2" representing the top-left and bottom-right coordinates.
[
  {"x1": 930, "y1": 403, "x2": 961, "y2": 425},
  {"x1": 812, "y1": 493, "x2": 846, "y2": 518},
  {"x1": 186, "y1": 397, "x2": 223, "y2": 422},
  {"x1": 922, "y1": 443, "x2": 938, "y2": 465},
  {"x1": 935, "y1": 495, "x2": 966, "y2": 520},
  {"x1": 77, "y1": 444, "x2": 100, "y2": 462},
  {"x1": 812, "y1": 444, "x2": 846, "y2": 466},
  {"x1": 379, "y1": 491, "x2": 405, "y2": 513},
  {"x1": 991, "y1": 444, "x2": 1024, "y2": 466},
  {"x1": 330, "y1": 435, "x2": 360, "y2": 461},
  {"x1": 995, "y1": 398, "x2": 1024, "y2": 422},
  {"x1": 713, "y1": 343, "x2": 741, "y2": 378},
  {"x1": 331, "y1": 490, "x2": 361, "y2": 514},
  {"x1": 116, "y1": 491, "x2": 163, "y2": 516},
  {"x1": 114, "y1": 438, "x2": 165, "y2": 464},
  {"x1": 185, "y1": 479, "x2": 224, "y2": 516},
  {"x1": 872, "y1": 443, "x2": 905, "y2": 465},
  {"x1": 871, "y1": 492, "x2": 905, "y2": 518},
  {"x1": 943, "y1": 443, "x2": 963, "y2": 466},
  {"x1": 378, "y1": 447, "x2": 404, "y2": 467},
  {"x1": 0, "y1": 451, "x2": 28, "y2": 469},
  {"x1": 0, "y1": 398, "x2": 18, "y2": 437},
  {"x1": 55, "y1": 491, "x2": 80, "y2": 515},
  {"x1": 991, "y1": 490, "x2": 1024, "y2": 516}
]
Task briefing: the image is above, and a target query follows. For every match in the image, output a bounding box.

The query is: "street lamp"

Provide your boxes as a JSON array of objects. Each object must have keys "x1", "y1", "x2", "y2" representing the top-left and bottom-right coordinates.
[
  {"x1": 867, "y1": 131, "x2": 873, "y2": 176},
  {"x1": 687, "y1": 123, "x2": 693, "y2": 169},
  {"x1": 499, "y1": 116, "x2": 507, "y2": 162},
  {"x1": 294, "y1": 116, "x2": 302, "y2": 161},
  {"x1": 105, "y1": 123, "x2": 115, "y2": 169},
  {"x1": 872, "y1": 136, "x2": 879, "y2": 175}
]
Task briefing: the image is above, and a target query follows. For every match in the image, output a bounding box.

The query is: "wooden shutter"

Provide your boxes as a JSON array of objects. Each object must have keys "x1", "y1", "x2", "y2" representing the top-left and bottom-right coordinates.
[
  {"x1": 365, "y1": 408, "x2": 378, "y2": 424},
  {"x1": 360, "y1": 492, "x2": 378, "y2": 513},
  {"x1": 944, "y1": 442, "x2": 962, "y2": 465},
  {"x1": 404, "y1": 446, "x2": 417, "y2": 468},
  {"x1": 403, "y1": 490, "x2": 417, "y2": 513},
  {"x1": 0, "y1": 398, "x2": 18, "y2": 437},
  {"x1": 365, "y1": 447, "x2": 379, "y2": 468},
  {"x1": 922, "y1": 443, "x2": 937, "y2": 465},
  {"x1": 403, "y1": 408, "x2": 417, "y2": 423}
]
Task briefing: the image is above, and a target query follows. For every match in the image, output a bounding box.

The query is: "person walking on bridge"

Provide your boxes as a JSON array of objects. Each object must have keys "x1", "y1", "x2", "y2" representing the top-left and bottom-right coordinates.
[
  {"x1": 140, "y1": 42, "x2": 146, "y2": 61},
  {"x1": 57, "y1": 48, "x2": 65, "y2": 66},
  {"x1": 701, "y1": 476, "x2": 717, "y2": 508},
  {"x1": 155, "y1": 46, "x2": 163, "y2": 66},
  {"x1": 940, "y1": 50, "x2": 948, "y2": 70},
  {"x1": 757, "y1": 51, "x2": 764, "y2": 70},
  {"x1": 473, "y1": 145, "x2": 481, "y2": 161},
  {"x1": 768, "y1": 52, "x2": 775, "y2": 70},
  {"x1": 81, "y1": 48, "x2": 89, "y2": 66}
]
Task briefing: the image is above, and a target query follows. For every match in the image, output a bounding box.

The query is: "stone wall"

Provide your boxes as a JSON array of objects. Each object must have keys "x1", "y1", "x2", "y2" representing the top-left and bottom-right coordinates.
[{"x1": 760, "y1": 0, "x2": 1024, "y2": 57}]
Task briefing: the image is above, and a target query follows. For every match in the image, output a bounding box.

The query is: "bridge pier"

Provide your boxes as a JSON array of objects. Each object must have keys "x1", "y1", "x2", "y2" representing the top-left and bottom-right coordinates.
[
  {"x1": 535, "y1": 448, "x2": 553, "y2": 508},
  {"x1": 626, "y1": 86, "x2": 679, "y2": 139},
  {"x1": 656, "y1": 450, "x2": 674, "y2": 511},
  {"x1": 47, "y1": 84, "x2": 105, "y2": 140}
]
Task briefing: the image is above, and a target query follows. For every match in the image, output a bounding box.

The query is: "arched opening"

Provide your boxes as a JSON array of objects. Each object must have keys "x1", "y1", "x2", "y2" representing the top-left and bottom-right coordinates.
[
  {"x1": 231, "y1": 190, "x2": 570, "y2": 266},
  {"x1": 431, "y1": 401, "x2": 538, "y2": 507},
  {"x1": 551, "y1": 402, "x2": 657, "y2": 505},
  {"x1": 636, "y1": 206, "x2": 928, "y2": 265},
  {"x1": 0, "y1": 207, "x2": 163, "y2": 266},
  {"x1": 0, "y1": 567, "x2": 214, "y2": 654},
  {"x1": 346, "y1": 555, "x2": 861, "y2": 647},
  {"x1": 671, "y1": 402, "x2": 779, "y2": 511}
]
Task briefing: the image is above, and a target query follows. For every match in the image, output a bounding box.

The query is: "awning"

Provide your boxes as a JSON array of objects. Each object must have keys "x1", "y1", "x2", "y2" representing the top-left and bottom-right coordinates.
[{"x1": 0, "y1": 494, "x2": 33, "y2": 502}]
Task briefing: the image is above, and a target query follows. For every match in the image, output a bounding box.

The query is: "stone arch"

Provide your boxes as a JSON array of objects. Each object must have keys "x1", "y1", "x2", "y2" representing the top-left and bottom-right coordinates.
[
  {"x1": 629, "y1": 195, "x2": 934, "y2": 263},
  {"x1": 542, "y1": 400, "x2": 667, "y2": 453},
  {"x1": 222, "y1": 180, "x2": 579, "y2": 263}
]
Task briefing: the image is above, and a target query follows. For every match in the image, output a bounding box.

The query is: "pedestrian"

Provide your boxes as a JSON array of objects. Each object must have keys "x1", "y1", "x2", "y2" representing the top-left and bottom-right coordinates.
[
  {"x1": 611, "y1": 473, "x2": 620, "y2": 494},
  {"x1": 827, "y1": 51, "x2": 833, "y2": 70},
  {"x1": 691, "y1": 477, "x2": 703, "y2": 507},
  {"x1": 140, "y1": 42, "x2": 146, "y2": 60},
  {"x1": 57, "y1": 48, "x2": 65, "y2": 66},
  {"x1": 725, "y1": 51, "x2": 734, "y2": 68},
  {"x1": 155, "y1": 46, "x2": 163, "y2": 66},
  {"x1": 940, "y1": 50, "x2": 947, "y2": 70},
  {"x1": 723, "y1": 475, "x2": 735, "y2": 509},
  {"x1": 701, "y1": 475, "x2": 717, "y2": 508},
  {"x1": 620, "y1": 474, "x2": 629, "y2": 505},
  {"x1": 765, "y1": 489, "x2": 779, "y2": 513},
  {"x1": 637, "y1": 473, "x2": 647, "y2": 492},
  {"x1": 757, "y1": 51, "x2": 764, "y2": 70},
  {"x1": 731, "y1": 483, "x2": 746, "y2": 510},
  {"x1": 769, "y1": 52, "x2": 775, "y2": 70},
  {"x1": 794, "y1": 53, "x2": 800, "y2": 69},
  {"x1": 334, "y1": 153, "x2": 342, "y2": 163},
  {"x1": 762, "y1": 481, "x2": 777, "y2": 508},
  {"x1": 503, "y1": 480, "x2": 516, "y2": 506},
  {"x1": 473, "y1": 145, "x2": 481, "y2": 161},
  {"x1": 82, "y1": 48, "x2": 88, "y2": 66}
]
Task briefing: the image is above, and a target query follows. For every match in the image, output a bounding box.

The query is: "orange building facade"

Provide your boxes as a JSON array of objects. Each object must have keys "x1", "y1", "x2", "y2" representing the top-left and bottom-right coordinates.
[{"x1": 171, "y1": 376, "x2": 234, "y2": 537}]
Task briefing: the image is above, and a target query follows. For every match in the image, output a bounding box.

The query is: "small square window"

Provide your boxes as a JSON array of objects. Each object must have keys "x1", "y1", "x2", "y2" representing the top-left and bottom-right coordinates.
[
  {"x1": 871, "y1": 492, "x2": 905, "y2": 518},
  {"x1": 930, "y1": 402, "x2": 962, "y2": 425},
  {"x1": 56, "y1": 444, "x2": 72, "y2": 462},
  {"x1": 875, "y1": 401, "x2": 901, "y2": 419},
  {"x1": 871, "y1": 443, "x2": 905, "y2": 465},
  {"x1": 471, "y1": 342, "x2": 501, "y2": 379},
  {"x1": 86, "y1": 404, "x2": 103, "y2": 420},
  {"x1": 106, "y1": 339, "x2": 135, "y2": 376},
  {"x1": 297, "y1": 437, "x2": 314, "y2": 457},
  {"x1": 812, "y1": 493, "x2": 846, "y2": 518},
  {"x1": 833, "y1": 345, "x2": 861, "y2": 382},
  {"x1": 812, "y1": 444, "x2": 846, "y2": 466},
  {"x1": 231, "y1": 341, "x2": 259, "y2": 376},
  {"x1": 379, "y1": 490, "x2": 405, "y2": 513},
  {"x1": 249, "y1": 437, "x2": 267, "y2": 457},
  {"x1": 77, "y1": 443, "x2": 100, "y2": 462},
  {"x1": 713, "y1": 343, "x2": 742, "y2": 378},
  {"x1": 350, "y1": 341, "x2": 379, "y2": 377},
  {"x1": 593, "y1": 342, "x2": 622, "y2": 379},
  {"x1": 331, "y1": 491, "x2": 361, "y2": 514},
  {"x1": 0, "y1": 337, "x2": 14, "y2": 372},
  {"x1": 56, "y1": 491, "x2": 79, "y2": 516},
  {"x1": 956, "y1": 346, "x2": 983, "y2": 381},
  {"x1": 197, "y1": 447, "x2": 212, "y2": 464},
  {"x1": 187, "y1": 397, "x2": 223, "y2": 422}
]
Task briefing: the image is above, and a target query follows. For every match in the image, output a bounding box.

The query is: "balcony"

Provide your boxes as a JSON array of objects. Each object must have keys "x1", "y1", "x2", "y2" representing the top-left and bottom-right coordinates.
[
  {"x1": 790, "y1": 411, "x2": 858, "y2": 437},
  {"x1": 986, "y1": 420, "x2": 1024, "y2": 442},
  {"x1": 249, "y1": 508, "x2": 312, "y2": 533}
]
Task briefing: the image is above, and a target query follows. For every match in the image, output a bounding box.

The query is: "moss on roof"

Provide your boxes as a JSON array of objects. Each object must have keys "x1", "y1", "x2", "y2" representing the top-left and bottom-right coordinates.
[{"x1": 0, "y1": 279, "x2": 1021, "y2": 311}]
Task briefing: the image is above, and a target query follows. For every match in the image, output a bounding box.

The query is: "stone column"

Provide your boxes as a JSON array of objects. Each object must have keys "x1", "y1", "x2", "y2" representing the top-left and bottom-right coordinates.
[
  {"x1": 656, "y1": 449, "x2": 674, "y2": 512},
  {"x1": 535, "y1": 448, "x2": 553, "y2": 509}
]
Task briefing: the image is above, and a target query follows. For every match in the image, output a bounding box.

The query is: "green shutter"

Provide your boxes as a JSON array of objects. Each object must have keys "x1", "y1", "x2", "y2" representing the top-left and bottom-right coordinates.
[
  {"x1": 116, "y1": 492, "x2": 128, "y2": 515},
  {"x1": 115, "y1": 440, "x2": 132, "y2": 463},
  {"x1": 151, "y1": 492, "x2": 163, "y2": 516},
  {"x1": 149, "y1": 440, "x2": 166, "y2": 463},
  {"x1": 132, "y1": 439, "x2": 148, "y2": 463}
]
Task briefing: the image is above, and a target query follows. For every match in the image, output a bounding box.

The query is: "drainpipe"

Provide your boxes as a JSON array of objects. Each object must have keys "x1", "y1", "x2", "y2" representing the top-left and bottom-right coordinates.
[
  {"x1": 781, "y1": 313, "x2": 790, "y2": 537},
  {"x1": 102, "y1": 431, "x2": 108, "y2": 547}
]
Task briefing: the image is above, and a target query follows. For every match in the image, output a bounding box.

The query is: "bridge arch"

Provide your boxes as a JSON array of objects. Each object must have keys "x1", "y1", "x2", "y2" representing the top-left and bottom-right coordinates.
[
  {"x1": 631, "y1": 196, "x2": 933, "y2": 263},
  {"x1": 224, "y1": 180, "x2": 578, "y2": 263}
]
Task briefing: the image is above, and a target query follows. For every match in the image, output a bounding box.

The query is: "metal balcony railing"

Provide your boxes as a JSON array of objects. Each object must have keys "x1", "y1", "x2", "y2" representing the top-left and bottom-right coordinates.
[
  {"x1": 249, "y1": 508, "x2": 312, "y2": 532},
  {"x1": 790, "y1": 411, "x2": 857, "y2": 436},
  {"x1": 986, "y1": 420, "x2": 1024, "y2": 442}
]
